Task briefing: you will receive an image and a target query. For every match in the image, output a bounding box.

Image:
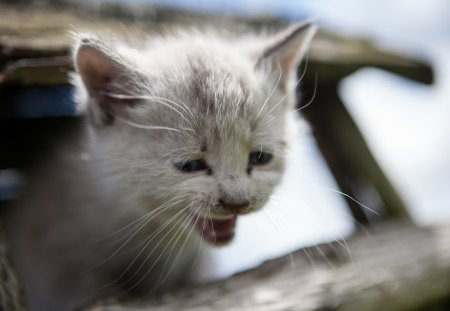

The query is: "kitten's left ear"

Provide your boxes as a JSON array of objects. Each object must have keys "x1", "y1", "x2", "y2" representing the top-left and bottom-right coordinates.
[
  {"x1": 74, "y1": 36, "x2": 144, "y2": 126},
  {"x1": 255, "y1": 21, "x2": 317, "y2": 88}
]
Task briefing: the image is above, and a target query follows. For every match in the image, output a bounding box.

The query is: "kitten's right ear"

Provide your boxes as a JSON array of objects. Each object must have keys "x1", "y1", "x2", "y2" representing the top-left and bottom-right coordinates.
[
  {"x1": 252, "y1": 21, "x2": 316, "y2": 90},
  {"x1": 74, "y1": 37, "x2": 142, "y2": 125}
]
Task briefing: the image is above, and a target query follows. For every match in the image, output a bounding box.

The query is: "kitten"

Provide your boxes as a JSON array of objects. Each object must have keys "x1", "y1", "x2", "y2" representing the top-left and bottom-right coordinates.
[{"x1": 4, "y1": 22, "x2": 315, "y2": 311}]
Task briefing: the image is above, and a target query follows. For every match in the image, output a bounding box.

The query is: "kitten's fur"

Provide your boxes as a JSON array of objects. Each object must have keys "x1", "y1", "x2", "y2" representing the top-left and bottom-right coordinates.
[{"x1": 4, "y1": 22, "x2": 315, "y2": 311}]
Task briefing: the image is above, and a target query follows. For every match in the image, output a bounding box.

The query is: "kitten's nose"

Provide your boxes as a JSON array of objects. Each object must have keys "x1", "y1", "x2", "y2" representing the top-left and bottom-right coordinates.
[{"x1": 219, "y1": 198, "x2": 250, "y2": 213}]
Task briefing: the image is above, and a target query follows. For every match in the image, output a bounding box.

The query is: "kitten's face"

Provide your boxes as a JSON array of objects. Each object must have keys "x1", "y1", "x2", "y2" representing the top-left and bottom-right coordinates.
[{"x1": 74, "y1": 23, "x2": 315, "y2": 245}]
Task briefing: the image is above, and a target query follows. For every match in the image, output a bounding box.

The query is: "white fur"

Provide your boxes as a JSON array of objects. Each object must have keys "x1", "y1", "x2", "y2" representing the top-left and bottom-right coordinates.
[{"x1": 4, "y1": 22, "x2": 315, "y2": 311}]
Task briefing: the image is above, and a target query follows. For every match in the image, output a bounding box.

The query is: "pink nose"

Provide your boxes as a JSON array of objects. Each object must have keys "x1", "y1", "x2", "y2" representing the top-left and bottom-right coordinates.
[{"x1": 219, "y1": 199, "x2": 250, "y2": 213}]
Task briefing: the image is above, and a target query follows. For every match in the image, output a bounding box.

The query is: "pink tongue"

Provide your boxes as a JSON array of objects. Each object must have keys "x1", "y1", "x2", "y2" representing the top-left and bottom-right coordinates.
[{"x1": 195, "y1": 215, "x2": 237, "y2": 244}]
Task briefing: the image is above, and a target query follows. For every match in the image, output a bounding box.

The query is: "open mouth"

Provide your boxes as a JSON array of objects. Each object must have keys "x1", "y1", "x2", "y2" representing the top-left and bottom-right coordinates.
[{"x1": 193, "y1": 214, "x2": 237, "y2": 245}]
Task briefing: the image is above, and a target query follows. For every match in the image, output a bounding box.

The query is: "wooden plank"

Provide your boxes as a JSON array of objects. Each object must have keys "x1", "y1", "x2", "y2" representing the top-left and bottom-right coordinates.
[
  {"x1": 83, "y1": 221, "x2": 450, "y2": 311},
  {"x1": 0, "y1": 2, "x2": 433, "y2": 87},
  {"x1": 0, "y1": 221, "x2": 27, "y2": 311},
  {"x1": 301, "y1": 80, "x2": 411, "y2": 222}
]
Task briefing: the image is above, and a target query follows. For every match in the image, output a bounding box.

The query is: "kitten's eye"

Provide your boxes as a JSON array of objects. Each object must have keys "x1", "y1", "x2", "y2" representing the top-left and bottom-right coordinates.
[
  {"x1": 249, "y1": 151, "x2": 273, "y2": 166},
  {"x1": 174, "y1": 159, "x2": 208, "y2": 172}
]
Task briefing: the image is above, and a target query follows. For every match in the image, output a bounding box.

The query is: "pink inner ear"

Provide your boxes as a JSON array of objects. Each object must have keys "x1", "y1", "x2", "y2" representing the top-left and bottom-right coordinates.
[
  {"x1": 254, "y1": 22, "x2": 315, "y2": 91},
  {"x1": 279, "y1": 44, "x2": 302, "y2": 75},
  {"x1": 101, "y1": 93, "x2": 142, "y2": 107},
  {"x1": 76, "y1": 44, "x2": 143, "y2": 125},
  {"x1": 76, "y1": 46, "x2": 116, "y2": 96}
]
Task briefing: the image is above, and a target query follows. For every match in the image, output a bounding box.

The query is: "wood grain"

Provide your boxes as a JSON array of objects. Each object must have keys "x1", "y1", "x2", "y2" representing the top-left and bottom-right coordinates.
[{"x1": 84, "y1": 221, "x2": 450, "y2": 311}]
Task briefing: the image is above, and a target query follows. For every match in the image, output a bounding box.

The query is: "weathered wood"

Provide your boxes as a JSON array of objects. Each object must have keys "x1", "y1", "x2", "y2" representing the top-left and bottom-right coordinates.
[
  {"x1": 0, "y1": 56, "x2": 71, "y2": 86},
  {"x1": 0, "y1": 221, "x2": 27, "y2": 311},
  {"x1": 301, "y1": 81, "x2": 411, "y2": 221},
  {"x1": 83, "y1": 221, "x2": 450, "y2": 311},
  {"x1": 0, "y1": 3, "x2": 433, "y2": 87},
  {"x1": 306, "y1": 31, "x2": 433, "y2": 84}
]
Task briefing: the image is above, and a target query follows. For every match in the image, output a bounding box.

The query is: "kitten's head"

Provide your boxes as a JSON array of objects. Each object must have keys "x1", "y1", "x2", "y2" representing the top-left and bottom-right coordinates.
[{"x1": 73, "y1": 22, "x2": 315, "y2": 245}]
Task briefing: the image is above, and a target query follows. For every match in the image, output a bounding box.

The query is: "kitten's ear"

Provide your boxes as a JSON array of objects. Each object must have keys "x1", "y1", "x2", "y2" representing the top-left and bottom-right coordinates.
[
  {"x1": 255, "y1": 21, "x2": 316, "y2": 89},
  {"x1": 74, "y1": 36, "x2": 142, "y2": 125}
]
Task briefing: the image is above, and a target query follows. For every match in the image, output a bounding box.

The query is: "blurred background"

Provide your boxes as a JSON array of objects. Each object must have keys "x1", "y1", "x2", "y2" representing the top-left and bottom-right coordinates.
[{"x1": 0, "y1": 0, "x2": 448, "y2": 283}]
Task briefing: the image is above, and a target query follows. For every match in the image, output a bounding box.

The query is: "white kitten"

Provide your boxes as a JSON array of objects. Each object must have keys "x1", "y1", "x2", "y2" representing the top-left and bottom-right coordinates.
[{"x1": 4, "y1": 22, "x2": 315, "y2": 311}]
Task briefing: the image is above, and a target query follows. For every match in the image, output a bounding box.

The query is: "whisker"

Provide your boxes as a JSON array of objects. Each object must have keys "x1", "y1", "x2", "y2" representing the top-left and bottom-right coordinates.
[
  {"x1": 268, "y1": 195, "x2": 353, "y2": 266},
  {"x1": 96, "y1": 195, "x2": 186, "y2": 243},
  {"x1": 313, "y1": 244, "x2": 335, "y2": 269},
  {"x1": 127, "y1": 204, "x2": 197, "y2": 291},
  {"x1": 297, "y1": 53, "x2": 310, "y2": 86},
  {"x1": 295, "y1": 72, "x2": 318, "y2": 112},
  {"x1": 255, "y1": 62, "x2": 283, "y2": 120},
  {"x1": 321, "y1": 187, "x2": 380, "y2": 216},
  {"x1": 97, "y1": 203, "x2": 192, "y2": 292},
  {"x1": 260, "y1": 65, "x2": 308, "y2": 121},
  {"x1": 101, "y1": 92, "x2": 194, "y2": 125},
  {"x1": 262, "y1": 209, "x2": 297, "y2": 269},
  {"x1": 259, "y1": 71, "x2": 317, "y2": 131},
  {"x1": 152, "y1": 205, "x2": 202, "y2": 290},
  {"x1": 91, "y1": 197, "x2": 186, "y2": 270},
  {"x1": 191, "y1": 223, "x2": 205, "y2": 266},
  {"x1": 149, "y1": 96, "x2": 201, "y2": 132},
  {"x1": 258, "y1": 59, "x2": 315, "y2": 133},
  {"x1": 302, "y1": 247, "x2": 318, "y2": 271},
  {"x1": 116, "y1": 116, "x2": 185, "y2": 133}
]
